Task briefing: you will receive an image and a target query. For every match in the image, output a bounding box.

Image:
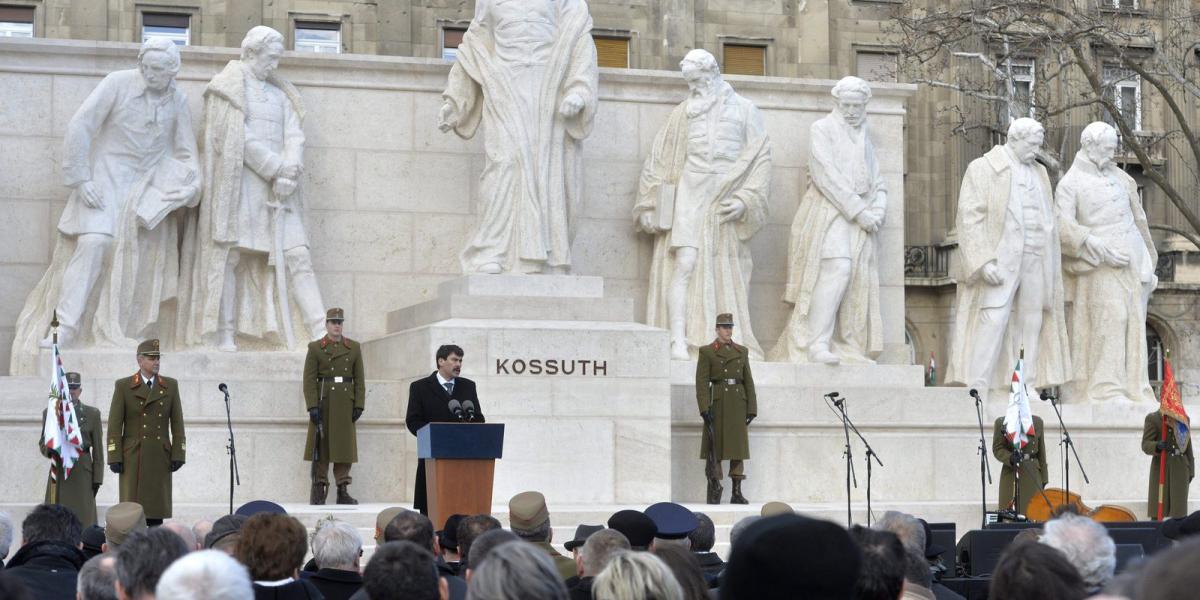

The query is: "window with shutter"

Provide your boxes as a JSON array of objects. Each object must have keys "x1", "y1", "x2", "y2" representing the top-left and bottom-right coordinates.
[
  {"x1": 723, "y1": 44, "x2": 765, "y2": 76},
  {"x1": 142, "y1": 12, "x2": 189, "y2": 46},
  {"x1": 0, "y1": 6, "x2": 33, "y2": 37},
  {"x1": 855, "y1": 51, "x2": 898, "y2": 82},
  {"x1": 594, "y1": 36, "x2": 629, "y2": 69},
  {"x1": 1102, "y1": 64, "x2": 1141, "y2": 130}
]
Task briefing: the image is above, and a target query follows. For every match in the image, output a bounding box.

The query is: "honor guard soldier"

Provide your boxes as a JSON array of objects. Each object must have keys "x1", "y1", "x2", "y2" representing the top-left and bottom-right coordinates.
[
  {"x1": 40, "y1": 372, "x2": 104, "y2": 526},
  {"x1": 304, "y1": 308, "x2": 366, "y2": 505},
  {"x1": 107, "y1": 339, "x2": 186, "y2": 525},
  {"x1": 696, "y1": 313, "x2": 757, "y2": 505}
]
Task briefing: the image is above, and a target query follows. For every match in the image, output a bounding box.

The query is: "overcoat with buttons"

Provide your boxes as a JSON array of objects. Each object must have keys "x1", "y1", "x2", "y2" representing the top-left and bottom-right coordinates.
[
  {"x1": 40, "y1": 402, "x2": 104, "y2": 526},
  {"x1": 696, "y1": 340, "x2": 756, "y2": 460},
  {"x1": 107, "y1": 373, "x2": 186, "y2": 519},
  {"x1": 303, "y1": 336, "x2": 365, "y2": 463},
  {"x1": 1142, "y1": 411, "x2": 1194, "y2": 519}
]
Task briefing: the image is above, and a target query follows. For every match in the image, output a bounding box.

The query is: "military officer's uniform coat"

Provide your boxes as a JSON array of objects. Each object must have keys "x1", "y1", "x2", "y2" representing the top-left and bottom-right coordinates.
[
  {"x1": 107, "y1": 373, "x2": 186, "y2": 519},
  {"x1": 303, "y1": 336, "x2": 366, "y2": 463},
  {"x1": 695, "y1": 340, "x2": 757, "y2": 460},
  {"x1": 992, "y1": 415, "x2": 1048, "y2": 514},
  {"x1": 40, "y1": 402, "x2": 104, "y2": 526},
  {"x1": 1142, "y1": 410, "x2": 1194, "y2": 519}
]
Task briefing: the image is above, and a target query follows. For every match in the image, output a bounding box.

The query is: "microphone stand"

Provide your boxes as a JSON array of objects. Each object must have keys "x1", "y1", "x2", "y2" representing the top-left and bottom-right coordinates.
[
  {"x1": 1044, "y1": 390, "x2": 1089, "y2": 499},
  {"x1": 221, "y1": 386, "x2": 240, "y2": 515},
  {"x1": 971, "y1": 390, "x2": 992, "y2": 529},
  {"x1": 835, "y1": 396, "x2": 884, "y2": 526}
]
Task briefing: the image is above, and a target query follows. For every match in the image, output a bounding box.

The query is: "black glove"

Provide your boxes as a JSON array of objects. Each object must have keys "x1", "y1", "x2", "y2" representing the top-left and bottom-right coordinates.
[
  {"x1": 1008, "y1": 452, "x2": 1023, "y2": 467},
  {"x1": 1156, "y1": 440, "x2": 1170, "y2": 452},
  {"x1": 746, "y1": 414, "x2": 756, "y2": 426},
  {"x1": 700, "y1": 411, "x2": 712, "y2": 425},
  {"x1": 92, "y1": 483, "x2": 101, "y2": 496},
  {"x1": 352, "y1": 408, "x2": 363, "y2": 422},
  {"x1": 170, "y1": 460, "x2": 184, "y2": 472},
  {"x1": 309, "y1": 408, "x2": 320, "y2": 424},
  {"x1": 109, "y1": 463, "x2": 123, "y2": 474}
]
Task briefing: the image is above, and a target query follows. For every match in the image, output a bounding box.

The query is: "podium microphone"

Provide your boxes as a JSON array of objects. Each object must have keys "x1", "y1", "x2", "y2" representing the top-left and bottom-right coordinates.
[
  {"x1": 462, "y1": 400, "x2": 477, "y2": 422},
  {"x1": 969, "y1": 388, "x2": 980, "y2": 400},
  {"x1": 218, "y1": 382, "x2": 229, "y2": 394},
  {"x1": 448, "y1": 399, "x2": 465, "y2": 421}
]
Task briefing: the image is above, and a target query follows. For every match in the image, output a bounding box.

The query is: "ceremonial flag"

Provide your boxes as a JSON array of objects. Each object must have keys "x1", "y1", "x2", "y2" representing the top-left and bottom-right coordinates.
[
  {"x1": 1004, "y1": 355, "x2": 1035, "y2": 450},
  {"x1": 1160, "y1": 357, "x2": 1190, "y2": 452},
  {"x1": 927, "y1": 352, "x2": 937, "y2": 386},
  {"x1": 41, "y1": 342, "x2": 83, "y2": 480}
]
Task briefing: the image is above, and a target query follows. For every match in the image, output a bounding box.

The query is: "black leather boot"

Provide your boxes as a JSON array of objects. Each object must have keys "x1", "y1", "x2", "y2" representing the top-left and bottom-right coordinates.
[
  {"x1": 310, "y1": 482, "x2": 328, "y2": 505},
  {"x1": 336, "y1": 483, "x2": 359, "y2": 505},
  {"x1": 706, "y1": 479, "x2": 723, "y2": 504},
  {"x1": 730, "y1": 480, "x2": 748, "y2": 504}
]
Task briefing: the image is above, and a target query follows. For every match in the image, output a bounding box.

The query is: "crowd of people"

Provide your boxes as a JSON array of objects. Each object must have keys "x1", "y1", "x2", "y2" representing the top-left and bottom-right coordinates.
[{"x1": 1, "y1": 492, "x2": 1199, "y2": 600}]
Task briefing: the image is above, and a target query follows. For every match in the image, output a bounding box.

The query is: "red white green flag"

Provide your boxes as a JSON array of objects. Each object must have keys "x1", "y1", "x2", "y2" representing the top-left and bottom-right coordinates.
[
  {"x1": 1004, "y1": 356, "x2": 1035, "y2": 450},
  {"x1": 41, "y1": 342, "x2": 83, "y2": 479},
  {"x1": 1160, "y1": 357, "x2": 1190, "y2": 452}
]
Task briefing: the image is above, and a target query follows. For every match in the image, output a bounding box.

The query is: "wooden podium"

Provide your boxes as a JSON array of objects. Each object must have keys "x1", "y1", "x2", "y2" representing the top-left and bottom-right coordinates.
[{"x1": 417, "y1": 422, "x2": 505, "y2": 529}]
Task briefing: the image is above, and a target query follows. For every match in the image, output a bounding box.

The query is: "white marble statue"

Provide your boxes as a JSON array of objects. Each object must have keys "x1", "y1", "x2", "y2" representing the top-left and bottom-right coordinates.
[
  {"x1": 9, "y1": 38, "x2": 198, "y2": 372},
  {"x1": 1057, "y1": 122, "x2": 1157, "y2": 402},
  {"x1": 439, "y1": 0, "x2": 599, "y2": 275},
  {"x1": 177, "y1": 26, "x2": 325, "y2": 351},
  {"x1": 769, "y1": 76, "x2": 885, "y2": 365},
  {"x1": 633, "y1": 49, "x2": 772, "y2": 360},
  {"x1": 945, "y1": 118, "x2": 1071, "y2": 391}
]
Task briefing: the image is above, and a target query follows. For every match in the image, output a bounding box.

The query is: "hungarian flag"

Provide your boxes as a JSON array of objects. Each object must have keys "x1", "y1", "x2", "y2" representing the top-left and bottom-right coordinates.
[
  {"x1": 927, "y1": 352, "x2": 936, "y2": 387},
  {"x1": 1160, "y1": 357, "x2": 1190, "y2": 452},
  {"x1": 1004, "y1": 356, "x2": 1035, "y2": 450},
  {"x1": 41, "y1": 342, "x2": 83, "y2": 480}
]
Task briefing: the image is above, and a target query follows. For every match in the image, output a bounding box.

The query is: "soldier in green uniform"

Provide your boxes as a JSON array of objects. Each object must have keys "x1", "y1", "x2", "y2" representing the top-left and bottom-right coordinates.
[
  {"x1": 991, "y1": 414, "x2": 1048, "y2": 514},
  {"x1": 40, "y1": 372, "x2": 104, "y2": 526},
  {"x1": 696, "y1": 313, "x2": 756, "y2": 505},
  {"x1": 107, "y1": 339, "x2": 186, "y2": 525},
  {"x1": 1142, "y1": 410, "x2": 1194, "y2": 519},
  {"x1": 304, "y1": 307, "x2": 366, "y2": 505}
]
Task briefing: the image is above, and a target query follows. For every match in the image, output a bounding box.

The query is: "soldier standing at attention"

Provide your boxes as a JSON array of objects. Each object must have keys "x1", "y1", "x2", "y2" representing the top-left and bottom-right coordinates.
[
  {"x1": 107, "y1": 339, "x2": 185, "y2": 526},
  {"x1": 305, "y1": 307, "x2": 365, "y2": 505},
  {"x1": 40, "y1": 372, "x2": 104, "y2": 526},
  {"x1": 696, "y1": 313, "x2": 756, "y2": 505}
]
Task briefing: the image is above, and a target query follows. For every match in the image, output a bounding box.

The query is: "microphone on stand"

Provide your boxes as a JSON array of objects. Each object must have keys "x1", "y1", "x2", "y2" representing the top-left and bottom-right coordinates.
[
  {"x1": 1038, "y1": 389, "x2": 1055, "y2": 402},
  {"x1": 448, "y1": 399, "x2": 465, "y2": 421},
  {"x1": 826, "y1": 391, "x2": 844, "y2": 408},
  {"x1": 969, "y1": 388, "x2": 981, "y2": 400},
  {"x1": 218, "y1": 383, "x2": 229, "y2": 395},
  {"x1": 462, "y1": 400, "x2": 477, "y2": 422}
]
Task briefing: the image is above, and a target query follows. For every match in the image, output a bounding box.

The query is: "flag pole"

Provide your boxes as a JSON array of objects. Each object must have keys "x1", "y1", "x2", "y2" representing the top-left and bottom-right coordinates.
[
  {"x1": 1157, "y1": 349, "x2": 1170, "y2": 520},
  {"x1": 48, "y1": 311, "x2": 60, "y2": 506}
]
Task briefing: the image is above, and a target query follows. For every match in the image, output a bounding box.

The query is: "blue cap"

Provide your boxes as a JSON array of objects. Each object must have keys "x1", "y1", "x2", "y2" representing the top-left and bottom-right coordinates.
[
  {"x1": 644, "y1": 502, "x2": 698, "y2": 540},
  {"x1": 235, "y1": 500, "x2": 287, "y2": 517}
]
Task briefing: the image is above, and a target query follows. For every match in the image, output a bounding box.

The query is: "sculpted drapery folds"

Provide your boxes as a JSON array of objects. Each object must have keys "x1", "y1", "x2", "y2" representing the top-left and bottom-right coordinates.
[
  {"x1": 633, "y1": 50, "x2": 772, "y2": 360},
  {"x1": 439, "y1": 0, "x2": 599, "y2": 276}
]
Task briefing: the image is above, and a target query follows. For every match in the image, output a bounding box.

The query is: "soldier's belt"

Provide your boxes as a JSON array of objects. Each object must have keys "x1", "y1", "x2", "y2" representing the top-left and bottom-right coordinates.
[
  {"x1": 320, "y1": 377, "x2": 354, "y2": 384},
  {"x1": 711, "y1": 379, "x2": 743, "y2": 385}
]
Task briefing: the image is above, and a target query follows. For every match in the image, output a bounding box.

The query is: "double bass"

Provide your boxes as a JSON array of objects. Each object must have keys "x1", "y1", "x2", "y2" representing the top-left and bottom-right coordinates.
[{"x1": 1025, "y1": 488, "x2": 1137, "y2": 522}]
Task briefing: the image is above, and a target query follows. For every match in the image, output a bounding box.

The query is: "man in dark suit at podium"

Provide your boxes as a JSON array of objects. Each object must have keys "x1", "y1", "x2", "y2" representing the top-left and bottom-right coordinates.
[{"x1": 407, "y1": 344, "x2": 485, "y2": 514}]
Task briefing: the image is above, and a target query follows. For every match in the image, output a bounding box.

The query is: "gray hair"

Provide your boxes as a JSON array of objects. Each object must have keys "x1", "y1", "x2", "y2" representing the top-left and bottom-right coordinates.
[
  {"x1": 240, "y1": 25, "x2": 284, "y2": 59},
  {"x1": 1040, "y1": 513, "x2": 1117, "y2": 590},
  {"x1": 592, "y1": 550, "x2": 684, "y2": 600},
  {"x1": 511, "y1": 518, "x2": 552, "y2": 543},
  {"x1": 581, "y1": 529, "x2": 631, "y2": 576},
  {"x1": 0, "y1": 512, "x2": 12, "y2": 559},
  {"x1": 832, "y1": 76, "x2": 872, "y2": 101},
  {"x1": 872, "y1": 511, "x2": 925, "y2": 558},
  {"x1": 139, "y1": 37, "x2": 181, "y2": 70},
  {"x1": 466, "y1": 540, "x2": 568, "y2": 600},
  {"x1": 680, "y1": 49, "x2": 720, "y2": 74},
  {"x1": 312, "y1": 519, "x2": 363, "y2": 569},
  {"x1": 155, "y1": 549, "x2": 254, "y2": 600},
  {"x1": 1080, "y1": 121, "x2": 1118, "y2": 149},
  {"x1": 78, "y1": 553, "x2": 118, "y2": 600},
  {"x1": 162, "y1": 521, "x2": 197, "y2": 551},
  {"x1": 728, "y1": 516, "x2": 761, "y2": 549},
  {"x1": 1007, "y1": 117, "x2": 1045, "y2": 142},
  {"x1": 191, "y1": 519, "x2": 214, "y2": 549}
]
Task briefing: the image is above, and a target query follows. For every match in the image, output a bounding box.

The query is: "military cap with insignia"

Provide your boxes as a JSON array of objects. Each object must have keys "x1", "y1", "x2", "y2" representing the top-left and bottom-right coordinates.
[
  {"x1": 564, "y1": 524, "x2": 605, "y2": 552},
  {"x1": 104, "y1": 502, "x2": 148, "y2": 548},
  {"x1": 607, "y1": 509, "x2": 657, "y2": 550},
  {"x1": 136, "y1": 338, "x2": 161, "y2": 356},
  {"x1": 716, "y1": 313, "x2": 734, "y2": 326},
  {"x1": 644, "y1": 502, "x2": 699, "y2": 540},
  {"x1": 66, "y1": 372, "x2": 82, "y2": 388},
  {"x1": 508, "y1": 490, "x2": 551, "y2": 530},
  {"x1": 326, "y1": 307, "x2": 345, "y2": 322}
]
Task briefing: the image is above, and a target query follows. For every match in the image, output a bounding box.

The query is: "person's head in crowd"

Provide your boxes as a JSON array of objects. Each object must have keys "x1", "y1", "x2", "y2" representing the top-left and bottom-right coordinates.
[
  {"x1": 234, "y1": 514, "x2": 308, "y2": 582},
  {"x1": 439, "y1": 514, "x2": 465, "y2": 563},
  {"x1": 385, "y1": 510, "x2": 437, "y2": 551},
  {"x1": 160, "y1": 522, "x2": 198, "y2": 552},
  {"x1": 458, "y1": 514, "x2": 503, "y2": 567},
  {"x1": 726, "y1": 515, "x2": 760, "y2": 550},
  {"x1": 645, "y1": 503, "x2": 698, "y2": 551},
  {"x1": 82, "y1": 525, "x2": 107, "y2": 560},
  {"x1": 1039, "y1": 513, "x2": 1116, "y2": 592},
  {"x1": 0, "y1": 511, "x2": 13, "y2": 562},
  {"x1": 375, "y1": 507, "x2": 408, "y2": 544},
  {"x1": 467, "y1": 539, "x2": 568, "y2": 600},
  {"x1": 104, "y1": 503, "x2": 148, "y2": 552},
  {"x1": 872, "y1": 511, "x2": 925, "y2": 558},
  {"x1": 760, "y1": 502, "x2": 794, "y2": 517},
  {"x1": 579, "y1": 529, "x2": 630, "y2": 579},
  {"x1": 155, "y1": 549, "x2": 253, "y2": 600},
  {"x1": 1135, "y1": 536, "x2": 1200, "y2": 600},
  {"x1": 312, "y1": 519, "x2": 363, "y2": 572},
  {"x1": 21, "y1": 502, "x2": 83, "y2": 549},
  {"x1": 234, "y1": 500, "x2": 287, "y2": 518},
  {"x1": 190, "y1": 520, "x2": 213, "y2": 551},
  {"x1": 203, "y1": 514, "x2": 247, "y2": 554},
  {"x1": 988, "y1": 539, "x2": 1087, "y2": 600},
  {"x1": 465, "y1": 529, "x2": 520, "y2": 581},
  {"x1": 509, "y1": 491, "x2": 555, "y2": 544},
  {"x1": 650, "y1": 544, "x2": 708, "y2": 600},
  {"x1": 364, "y1": 541, "x2": 448, "y2": 600},
  {"x1": 115, "y1": 528, "x2": 190, "y2": 600},
  {"x1": 592, "y1": 550, "x2": 683, "y2": 600},
  {"x1": 849, "y1": 525, "x2": 907, "y2": 600},
  {"x1": 607, "y1": 510, "x2": 657, "y2": 551},
  {"x1": 564, "y1": 524, "x2": 604, "y2": 561},
  {"x1": 687, "y1": 513, "x2": 715, "y2": 554},
  {"x1": 722, "y1": 514, "x2": 861, "y2": 600},
  {"x1": 78, "y1": 553, "x2": 118, "y2": 600},
  {"x1": 0, "y1": 572, "x2": 32, "y2": 600}
]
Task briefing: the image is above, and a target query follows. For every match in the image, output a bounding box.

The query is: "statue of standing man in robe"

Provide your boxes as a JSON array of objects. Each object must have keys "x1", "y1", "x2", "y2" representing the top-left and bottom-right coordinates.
[{"x1": 439, "y1": 0, "x2": 599, "y2": 276}]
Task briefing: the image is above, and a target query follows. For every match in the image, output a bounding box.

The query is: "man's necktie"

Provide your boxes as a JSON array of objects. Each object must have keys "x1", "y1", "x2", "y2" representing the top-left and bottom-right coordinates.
[{"x1": 444, "y1": 381, "x2": 454, "y2": 395}]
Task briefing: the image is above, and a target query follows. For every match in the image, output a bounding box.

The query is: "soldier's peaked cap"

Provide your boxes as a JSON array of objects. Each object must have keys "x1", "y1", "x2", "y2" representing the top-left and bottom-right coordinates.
[
  {"x1": 66, "y1": 372, "x2": 82, "y2": 388},
  {"x1": 644, "y1": 502, "x2": 698, "y2": 540},
  {"x1": 716, "y1": 313, "x2": 734, "y2": 326},
  {"x1": 136, "y1": 339, "x2": 161, "y2": 356},
  {"x1": 326, "y1": 307, "x2": 345, "y2": 321}
]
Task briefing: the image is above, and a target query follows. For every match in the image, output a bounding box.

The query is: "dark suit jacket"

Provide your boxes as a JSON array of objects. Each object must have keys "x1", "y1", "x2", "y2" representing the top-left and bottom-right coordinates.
[
  {"x1": 406, "y1": 372, "x2": 485, "y2": 513},
  {"x1": 308, "y1": 568, "x2": 362, "y2": 600}
]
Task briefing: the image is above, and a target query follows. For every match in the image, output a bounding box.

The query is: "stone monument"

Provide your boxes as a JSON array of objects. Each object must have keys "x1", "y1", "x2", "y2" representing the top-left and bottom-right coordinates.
[
  {"x1": 632, "y1": 49, "x2": 772, "y2": 360},
  {"x1": 769, "y1": 76, "x2": 885, "y2": 365},
  {"x1": 9, "y1": 38, "x2": 198, "y2": 372},
  {"x1": 945, "y1": 117, "x2": 1070, "y2": 392},
  {"x1": 438, "y1": 0, "x2": 599, "y2": 276},
  {"x1": 177, "y1": 26, "x2": 327, "y2": 351},
  {"x1": 1057, "y1": 122, "x2": 1157, "y2": 402}
]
